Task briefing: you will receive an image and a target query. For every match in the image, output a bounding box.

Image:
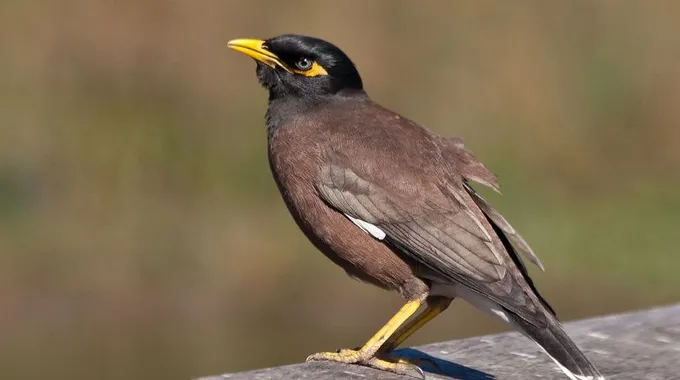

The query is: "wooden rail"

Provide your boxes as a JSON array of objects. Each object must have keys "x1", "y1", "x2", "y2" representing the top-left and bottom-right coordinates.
[{"x1": 200, "y1": 303, "x2": 680, "y2": 379}]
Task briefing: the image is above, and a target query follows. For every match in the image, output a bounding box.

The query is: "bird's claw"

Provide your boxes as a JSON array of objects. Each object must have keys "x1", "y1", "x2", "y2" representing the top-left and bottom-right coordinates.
[
  {"x1": 306, "y1": 348, "x2": 368, "y2": 364},
  {"x1": 366, "y1": 356, "x2": 426, "y2": 379},
  {"x1": 306, "y1": 348, "x2": 426, "y2": 379}
]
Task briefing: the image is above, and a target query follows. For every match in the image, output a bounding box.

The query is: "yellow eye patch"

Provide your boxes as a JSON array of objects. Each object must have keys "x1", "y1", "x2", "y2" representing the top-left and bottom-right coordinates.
[
  {"x1": 292, "y1": 62, "x2": 328, "y2": 77},
  {"x1": 227, "y1": 38, "x2": 328, "y2": 77}
]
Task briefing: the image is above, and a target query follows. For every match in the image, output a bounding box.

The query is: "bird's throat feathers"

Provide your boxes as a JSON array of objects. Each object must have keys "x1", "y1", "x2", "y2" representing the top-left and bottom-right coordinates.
[
  {"x1": 265, "y1": 87, "x2": 367, "y2": 138},
  {"x1": 265, "y1": 95, "x2": 326, "y2": 138}
]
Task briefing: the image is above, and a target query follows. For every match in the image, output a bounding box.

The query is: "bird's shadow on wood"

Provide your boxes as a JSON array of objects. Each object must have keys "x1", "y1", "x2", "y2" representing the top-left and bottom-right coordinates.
[{"x1": 392, "y1": 348, "x2": 495, "y2": 380}]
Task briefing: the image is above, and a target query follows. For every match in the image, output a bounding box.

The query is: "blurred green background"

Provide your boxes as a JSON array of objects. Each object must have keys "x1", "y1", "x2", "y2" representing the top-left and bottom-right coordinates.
[{"x1": 1, "y1": 1, "x2": 679, "y2": 379}]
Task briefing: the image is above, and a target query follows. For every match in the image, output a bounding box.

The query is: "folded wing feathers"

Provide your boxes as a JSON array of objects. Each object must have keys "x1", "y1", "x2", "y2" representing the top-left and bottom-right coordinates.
[
  {"x1": 444, "y1": 137, "x2": 502, "y2": 193},
  {"x1": 445, "y1": 138, "x2": 546, "y2": 273},
  {"x1": 318, "y1": 164, "x2": 546, "y2": 325},
  {"x1": 465, "y1": 183, "x2": 546, "y2": 272}
]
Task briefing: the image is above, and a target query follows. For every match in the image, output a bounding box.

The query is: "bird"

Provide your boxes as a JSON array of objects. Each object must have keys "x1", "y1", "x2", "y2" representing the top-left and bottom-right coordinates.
[{"x1": 227, "y1": 34, "x2": 604, "y2": 380}]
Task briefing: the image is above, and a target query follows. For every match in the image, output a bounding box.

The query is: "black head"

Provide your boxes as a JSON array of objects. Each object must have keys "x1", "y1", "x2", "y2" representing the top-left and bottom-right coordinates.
[{"x1": 228, "y1": 34, "x2": 363, "y2": 101}]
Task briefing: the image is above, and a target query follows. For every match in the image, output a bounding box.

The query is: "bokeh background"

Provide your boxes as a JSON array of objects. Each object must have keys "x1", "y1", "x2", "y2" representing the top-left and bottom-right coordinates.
[{"x1": 1, "y1": 1, "x2": 679, "y2": 379}]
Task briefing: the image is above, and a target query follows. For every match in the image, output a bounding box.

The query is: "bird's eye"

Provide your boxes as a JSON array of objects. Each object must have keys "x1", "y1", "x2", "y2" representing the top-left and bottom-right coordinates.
[{"x1": 295, "y1": 57, "x2": 313, "y2": 70}]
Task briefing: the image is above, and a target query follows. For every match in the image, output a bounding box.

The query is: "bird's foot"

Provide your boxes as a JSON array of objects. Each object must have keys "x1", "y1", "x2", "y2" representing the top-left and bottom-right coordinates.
[
  {"x1": 378, "y1": 351, "x2": 444, "y2": 375},
  {"x1": 307, "y1": 349, "x2": 425, "y2": 379},
  {"x1": 366, "y1": 354, "x2": 425, "y2": 379},
  {"x1": 306, "y1": 348, "x2": 368, "y2": 364}
]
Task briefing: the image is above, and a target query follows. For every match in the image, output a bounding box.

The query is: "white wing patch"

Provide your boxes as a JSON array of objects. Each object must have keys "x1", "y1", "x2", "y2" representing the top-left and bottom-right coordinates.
[
  {"x1": 345, "y1": 214, "x2": 386, "y2": 240},
  {"x1": 456, "y1": 286, "x2": 512, "y2": 324},
  {"x1": 537, "y1": 345, "x2": 605, "y2": 380}
]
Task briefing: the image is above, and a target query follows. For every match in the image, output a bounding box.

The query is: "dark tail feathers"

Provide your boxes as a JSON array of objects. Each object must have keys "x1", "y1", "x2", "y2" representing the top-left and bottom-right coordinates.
[{"x1": 510, "y1": 313, "x2": 604, "y2": 380}]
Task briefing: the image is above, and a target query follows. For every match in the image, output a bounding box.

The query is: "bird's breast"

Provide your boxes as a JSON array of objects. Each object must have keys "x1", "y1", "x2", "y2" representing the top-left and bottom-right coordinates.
[
  {"x1": 267, "y1": 123, "x2": 325, "y2": 232},
  {"x1": 266, "y1": 122, "x2": 421, "y2": 294}
]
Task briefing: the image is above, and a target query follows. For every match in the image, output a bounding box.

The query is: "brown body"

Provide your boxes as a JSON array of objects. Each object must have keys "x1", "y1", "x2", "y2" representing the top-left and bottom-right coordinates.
[
  {"x1": 268, "y1": 96, "x2": 427, "y2": 298},
  {"x1": 267, "y1": 95, "x2": 524, "y2": 303},
  {"x1": 229, "y1": 34, "x2": 604, "y2": 379}
]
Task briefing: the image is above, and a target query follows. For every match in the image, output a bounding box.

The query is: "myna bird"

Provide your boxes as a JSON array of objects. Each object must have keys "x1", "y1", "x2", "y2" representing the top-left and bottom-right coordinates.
[{"x1": 228, "y1": 34, "x2": 604, "y2": 380}]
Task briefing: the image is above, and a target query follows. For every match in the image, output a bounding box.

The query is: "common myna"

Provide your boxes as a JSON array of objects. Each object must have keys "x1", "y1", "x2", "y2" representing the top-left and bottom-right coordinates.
[{"x1": 228, "y1": 34, "x2": 604, "y2": 380}]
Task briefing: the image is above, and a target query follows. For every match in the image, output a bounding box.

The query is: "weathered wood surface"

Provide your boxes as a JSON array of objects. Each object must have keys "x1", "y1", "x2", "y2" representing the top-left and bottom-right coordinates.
[{"x1": 201, "y1": 303, "x2": 680, "y2": 380}]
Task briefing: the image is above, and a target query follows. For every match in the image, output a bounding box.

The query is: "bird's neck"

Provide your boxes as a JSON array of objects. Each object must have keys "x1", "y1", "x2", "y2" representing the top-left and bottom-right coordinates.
[{"x1": 265, "y1": 90, "x2": 368, "y2": 138}]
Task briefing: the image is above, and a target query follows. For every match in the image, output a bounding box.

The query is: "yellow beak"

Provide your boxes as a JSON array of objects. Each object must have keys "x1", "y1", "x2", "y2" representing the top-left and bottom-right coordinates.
[{"x1": 227, "y1": 38, "x2": 292, "y2": 73}]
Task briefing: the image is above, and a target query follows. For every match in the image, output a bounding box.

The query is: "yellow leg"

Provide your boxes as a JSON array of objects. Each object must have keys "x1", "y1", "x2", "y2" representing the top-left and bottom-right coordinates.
[
  {"x1": 381, "y1": 296, "x2": 452, "y2": 353},
  {"x1": 306, "y1": 299, "x2": 423, "y2": 372}
]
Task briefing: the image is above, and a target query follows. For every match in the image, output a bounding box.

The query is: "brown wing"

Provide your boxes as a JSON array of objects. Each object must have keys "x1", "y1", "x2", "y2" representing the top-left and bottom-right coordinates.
[
  {"x1": 317, "y1": 157, "x2": 548, "y2": 327},
  {"x1": 439, "y1": 136, "x2": 545, "y2": 272}
]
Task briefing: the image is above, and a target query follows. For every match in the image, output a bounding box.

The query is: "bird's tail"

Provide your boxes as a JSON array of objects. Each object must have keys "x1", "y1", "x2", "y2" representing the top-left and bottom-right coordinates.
[{"x1": 510, "y1": 313, "x2": 605, "y2": 380}]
